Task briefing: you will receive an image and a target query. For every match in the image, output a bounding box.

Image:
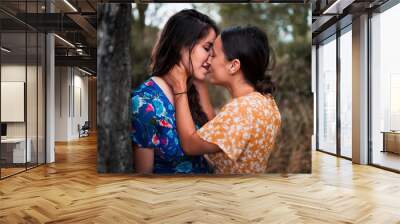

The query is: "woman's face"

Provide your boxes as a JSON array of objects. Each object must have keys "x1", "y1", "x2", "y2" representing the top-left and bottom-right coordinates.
[
  {"x1": 207, "y1": 36, "x2": 232, "y2": 86},
  {"x1": 181, "y1": 28, "x2": 217, "y2": 80}
]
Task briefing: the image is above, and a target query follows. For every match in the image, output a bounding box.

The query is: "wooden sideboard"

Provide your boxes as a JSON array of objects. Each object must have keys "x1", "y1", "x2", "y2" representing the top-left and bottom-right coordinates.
[{"x1": 382, "y1": 131, "x2": 400, "y2": 154}]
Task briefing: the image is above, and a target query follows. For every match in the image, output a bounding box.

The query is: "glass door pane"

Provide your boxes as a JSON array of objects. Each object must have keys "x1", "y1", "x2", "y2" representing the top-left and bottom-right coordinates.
[
  {"x1": 27, "y1": 30, "x2": 38, "y2": 169},
  {"x1": 317, "y1": 36, "x2": 337, "y2": 154},
  {"x1": 339, "y1": 28, "x2": 352, "y2": 158},
  {"x1": 38, "y1": 32, "x2": 45, "y2": 165},
  {"x1": 371, "y1": 4, "x2": 400, "y2": 171},
  {"x1": 1, "y1": 31, "x2": 27, "y2": 177}
]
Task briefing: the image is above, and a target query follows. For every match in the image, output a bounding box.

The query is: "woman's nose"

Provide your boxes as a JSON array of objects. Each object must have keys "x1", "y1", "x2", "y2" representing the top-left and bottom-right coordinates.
[{"x1": 206, "y1": 52, "x2": 212, "y2": 64}]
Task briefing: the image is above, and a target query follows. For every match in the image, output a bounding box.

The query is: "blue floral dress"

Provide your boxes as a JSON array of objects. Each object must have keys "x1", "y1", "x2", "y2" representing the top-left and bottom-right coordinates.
[{"x1": 131, "y1": 78, "x2": 210, "y2": 174}]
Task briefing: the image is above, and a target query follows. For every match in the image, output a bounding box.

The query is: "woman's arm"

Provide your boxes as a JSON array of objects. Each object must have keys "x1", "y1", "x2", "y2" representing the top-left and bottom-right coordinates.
[
  {"x1": 164, "y1": 63, "x2": 221, "y2": 155},
  {"x1": 193, "y1": 80, "x2": 215, "y2": 120},
  {"x1": 134, "y1": 146, "x2": 154, "y2": 173},
  {"x1": 174, "y1": 92, "x2": 220, "y2": 155}
]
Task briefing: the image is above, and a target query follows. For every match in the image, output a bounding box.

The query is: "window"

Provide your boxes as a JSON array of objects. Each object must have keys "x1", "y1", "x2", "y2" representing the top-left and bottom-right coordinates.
[
  {"x1": 0, "y1": 1, "x2": 46, "y2": 179},
  {"x1": 370, "y1": 3, "x2": 400, "y2": 171},
  {"x1": 339, "y1": 27, "x2": 352, "y2": 158},
  {"x1": 317, "y1": 36, "x2": 337, "y2": 154}
]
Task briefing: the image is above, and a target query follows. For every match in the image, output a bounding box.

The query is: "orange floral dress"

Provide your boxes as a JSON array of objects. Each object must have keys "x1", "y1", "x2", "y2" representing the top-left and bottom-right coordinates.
[{"x1": 197, "y1": 92, "x2": 281, "y2": 174}]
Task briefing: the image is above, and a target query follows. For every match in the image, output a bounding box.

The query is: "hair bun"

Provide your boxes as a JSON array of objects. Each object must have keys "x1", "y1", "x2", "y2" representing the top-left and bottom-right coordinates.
[{"x1": 255, "y1": 75, "x2": 275, "y2": 95}]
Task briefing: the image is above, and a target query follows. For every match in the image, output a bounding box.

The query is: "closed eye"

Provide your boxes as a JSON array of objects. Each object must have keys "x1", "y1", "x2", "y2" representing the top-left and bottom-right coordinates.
[{"x1": 210, "y1": 48, "x2": 216, "y2": 57}]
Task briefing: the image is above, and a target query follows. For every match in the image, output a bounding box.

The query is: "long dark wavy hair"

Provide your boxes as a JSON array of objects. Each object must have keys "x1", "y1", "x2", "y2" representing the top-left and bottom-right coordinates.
[{"x1": 150, "y1": 9, "x2": 219, "y2": 126}]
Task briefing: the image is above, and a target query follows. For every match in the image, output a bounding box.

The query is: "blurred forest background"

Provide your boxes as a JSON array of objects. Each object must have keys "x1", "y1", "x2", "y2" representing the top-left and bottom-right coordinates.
[{"x1": 130, "y1": 3, "x2": 312, "y2": 173}]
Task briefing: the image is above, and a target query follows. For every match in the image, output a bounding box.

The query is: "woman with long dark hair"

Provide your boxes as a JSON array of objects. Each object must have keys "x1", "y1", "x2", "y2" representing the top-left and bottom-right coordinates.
[
  {"x1": 131, "y1": 9, "x2": 219, "y2": 173},
  {"x1": 165, "y1": 26, "x2": 281, "y2": 174}
]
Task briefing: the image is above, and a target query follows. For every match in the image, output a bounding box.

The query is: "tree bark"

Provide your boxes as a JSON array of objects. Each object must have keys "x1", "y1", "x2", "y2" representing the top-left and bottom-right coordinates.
[{"x1": 97, "y1": 3, "x2": 132, "y2": 173}]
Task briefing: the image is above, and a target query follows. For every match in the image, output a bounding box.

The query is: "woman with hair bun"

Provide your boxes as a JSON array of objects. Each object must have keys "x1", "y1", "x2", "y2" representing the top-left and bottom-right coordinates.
[{"x1": 165, "y1": 26, "x2": 281, "y2": 174}]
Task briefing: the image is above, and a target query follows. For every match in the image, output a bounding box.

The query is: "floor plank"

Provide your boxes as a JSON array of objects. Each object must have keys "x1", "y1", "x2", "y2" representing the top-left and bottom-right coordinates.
[{"x1": 0, "y1": 135, "x2": 399, "y2": 223}]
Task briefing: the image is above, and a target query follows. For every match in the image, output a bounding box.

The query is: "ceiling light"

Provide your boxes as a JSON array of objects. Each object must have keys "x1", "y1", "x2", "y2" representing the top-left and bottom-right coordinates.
[
  {"x1": 322, "y1": 0, "x2": 355, "y2": 15},
  {"x1": 54, "y1": 34, "x2": 75, "y2": 48},
  {"x1": 1, "y1": 47, "x2": 11, "y2": 53},
  {"x1": 63, "y1": 0, "x2": 78, "y2": 12},
  {"x1": 323, "y1": 0, "x2": 341, "y2": 14},
  {"x1": 78, "y1": 67, "x2": 92, "y2": 76}
]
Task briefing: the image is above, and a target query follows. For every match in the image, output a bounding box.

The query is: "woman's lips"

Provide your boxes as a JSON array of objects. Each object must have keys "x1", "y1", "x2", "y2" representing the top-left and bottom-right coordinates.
[{"x1": 202, "y1": 64, "x2": 210, "y2": 71}]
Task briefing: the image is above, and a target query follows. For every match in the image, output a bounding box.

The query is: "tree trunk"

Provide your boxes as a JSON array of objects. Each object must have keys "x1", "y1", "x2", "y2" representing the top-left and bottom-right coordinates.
[
  {"x1": 97, "y1": 3, "x2": 132, "y2": 173},
  {"x1": 137, "y1": 4, "x2": 148, "y2": 31}
]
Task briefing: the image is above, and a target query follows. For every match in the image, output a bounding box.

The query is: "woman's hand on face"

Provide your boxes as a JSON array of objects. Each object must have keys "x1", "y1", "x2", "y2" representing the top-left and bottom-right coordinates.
[{"x1": 164, "y1": 62, "x2": 189, "y2": 94}]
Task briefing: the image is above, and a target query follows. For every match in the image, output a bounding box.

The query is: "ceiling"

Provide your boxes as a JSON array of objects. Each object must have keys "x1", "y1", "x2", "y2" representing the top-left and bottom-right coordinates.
[
  {"x1": 311, "y1": 0, "x2": 389, "y2": 44},
  {"x1": 0, "y1": 0, "x2": 98, "y2": 74}
]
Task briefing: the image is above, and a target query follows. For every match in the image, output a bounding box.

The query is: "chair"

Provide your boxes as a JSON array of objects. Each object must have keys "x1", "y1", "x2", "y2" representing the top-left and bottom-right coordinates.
[{"x1": 79, "y1": 121, "x2": 90, "y2": 138}]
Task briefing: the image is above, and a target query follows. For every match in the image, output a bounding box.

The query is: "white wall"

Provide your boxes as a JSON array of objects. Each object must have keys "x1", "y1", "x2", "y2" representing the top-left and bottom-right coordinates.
[
  {"x1": 1, "y1": 65, "x2": 27, "y2": 139},
  {"x1": 1, "y1": 65, "x2": 42, "y2": 137},
  {"x1": 55, "y1": 67, "x2": 89, "y2": 141},
  {"x1": 1, "y1": 63, "x2": 46, "y2": 164},
  {"x1": 72, "y1": 72, "x2": 89, "y2": 138},
  {"x1": 55, "y1": 66, "x2": 69, "y2": 141},
  {"x1": 1, "y1": 65, "x2": 26, "y2": 132}
]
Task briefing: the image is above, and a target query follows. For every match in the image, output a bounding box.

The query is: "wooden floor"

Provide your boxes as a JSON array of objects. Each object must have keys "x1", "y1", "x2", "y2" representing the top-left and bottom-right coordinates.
[{"x1": 0, "y1": 135, "x2": 400, "y2": 223}]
